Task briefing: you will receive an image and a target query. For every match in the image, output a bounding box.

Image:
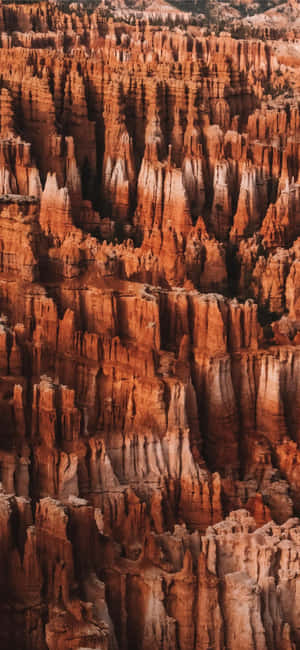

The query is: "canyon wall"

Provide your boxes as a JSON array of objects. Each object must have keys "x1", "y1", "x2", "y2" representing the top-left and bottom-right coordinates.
[{"x1": 0, "y1": 2, "x2": 298, "y2": 648}]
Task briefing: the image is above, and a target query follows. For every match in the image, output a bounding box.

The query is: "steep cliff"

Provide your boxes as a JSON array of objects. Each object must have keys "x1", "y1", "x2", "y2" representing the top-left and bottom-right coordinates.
[{"x1": 0, "y1": 3, "x2": 299, "y2": 649}]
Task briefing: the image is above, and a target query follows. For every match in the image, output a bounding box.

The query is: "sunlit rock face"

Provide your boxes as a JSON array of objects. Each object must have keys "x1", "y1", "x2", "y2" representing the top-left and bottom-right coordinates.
[{"x1": 0, "y1": 2, "x2": 300, "y2": 648}]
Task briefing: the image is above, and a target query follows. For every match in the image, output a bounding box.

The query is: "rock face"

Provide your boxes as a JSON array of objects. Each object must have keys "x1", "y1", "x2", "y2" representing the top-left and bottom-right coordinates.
[{"x1": 0, "y1": 2, "x2": 300, "y2": 649}]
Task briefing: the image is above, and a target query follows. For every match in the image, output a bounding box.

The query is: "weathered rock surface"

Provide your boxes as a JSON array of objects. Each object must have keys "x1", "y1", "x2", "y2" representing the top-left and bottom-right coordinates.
[{"x1": 0, "y1": 3, "x2": 299, "y2": 649}]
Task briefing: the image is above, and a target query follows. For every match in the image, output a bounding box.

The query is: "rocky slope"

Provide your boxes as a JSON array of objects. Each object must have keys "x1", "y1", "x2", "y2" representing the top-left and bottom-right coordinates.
[{"x1": 0, "y1": 1, "x2": 300, "y2": 648}]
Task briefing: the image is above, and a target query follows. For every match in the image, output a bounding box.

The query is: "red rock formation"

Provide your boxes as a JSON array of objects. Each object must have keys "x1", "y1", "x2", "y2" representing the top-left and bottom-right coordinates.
[{"x1": 0, "y1": 5, "x2": 298, "y2": 649}]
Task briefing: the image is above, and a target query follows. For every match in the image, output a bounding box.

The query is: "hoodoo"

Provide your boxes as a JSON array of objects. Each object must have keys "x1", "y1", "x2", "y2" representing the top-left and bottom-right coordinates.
[{"x1": 0, "y1": 0, "x2": 299, "y2": 647}]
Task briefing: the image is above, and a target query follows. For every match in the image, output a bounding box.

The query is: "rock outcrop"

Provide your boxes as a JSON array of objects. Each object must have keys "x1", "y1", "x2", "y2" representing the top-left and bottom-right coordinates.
[{"x1": 0, "y1": 3, "x2": 299, "y2": 649}]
